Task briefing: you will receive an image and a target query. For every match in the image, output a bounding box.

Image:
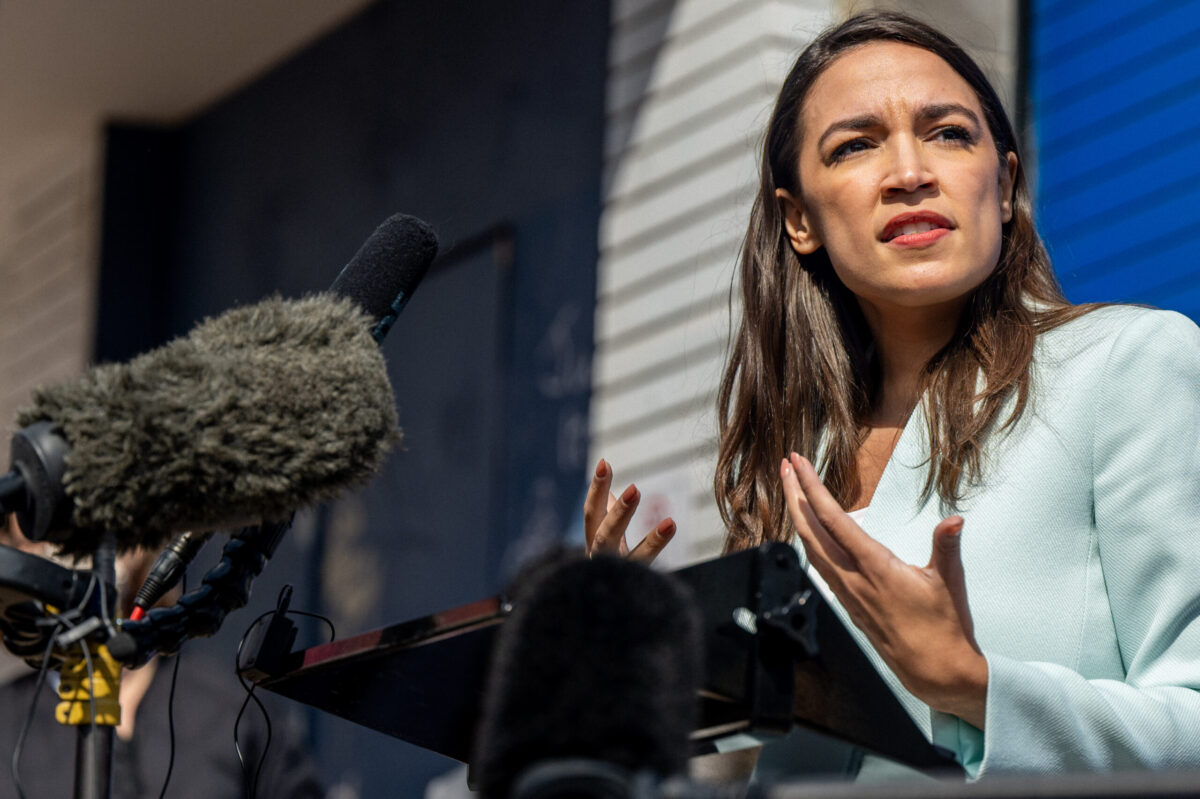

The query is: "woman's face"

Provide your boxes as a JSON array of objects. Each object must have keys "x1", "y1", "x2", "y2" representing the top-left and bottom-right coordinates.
[{"x1": 777, "y1": 42, "x2": 1018, "y2": 317}]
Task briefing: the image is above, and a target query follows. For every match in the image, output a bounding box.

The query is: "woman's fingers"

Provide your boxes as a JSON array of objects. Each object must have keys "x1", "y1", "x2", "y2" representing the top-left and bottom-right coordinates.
[
  {"x1": 928, "y1": 515, "x2": 975, "y2": 637},
  {"x1": 584, "y1": 459, "x2": 614, "y2": 551},
  {"x1": 780, "y1": 458, "x2": 855, "y2": 572},
  {"x1": 629, "y1": 518, "x2": 676, "y2": 564},
  {"x1": 928, "y1": 516, "x2": 965, "y2": 581},
  {"x1": 790, "y1": 453, "x2": 886, "y2": 567},
  {"x1": 591, "y1": 482, "x2": 639, "y2": 556},
  {"x1": 586, "y1": 459, "x2": 677, "y2": 562}
]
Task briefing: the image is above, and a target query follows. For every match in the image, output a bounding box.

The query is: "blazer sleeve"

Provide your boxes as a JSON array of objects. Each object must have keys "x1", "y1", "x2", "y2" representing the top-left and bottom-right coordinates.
[{"x1": 943, "y1": 310, "x2": 1200, "y2": 777}]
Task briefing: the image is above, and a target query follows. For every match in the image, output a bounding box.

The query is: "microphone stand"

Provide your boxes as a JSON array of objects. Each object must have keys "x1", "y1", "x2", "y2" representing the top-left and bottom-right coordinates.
[
  {"x1": 0, "y1": 521, "x2": 285, "y2": 799},
  {"x1": 58, "y1": 530, "x2": 119, "y2": 799},
  {"x1": 0, "y1": 538, "x2": 118, "y2": 799}
]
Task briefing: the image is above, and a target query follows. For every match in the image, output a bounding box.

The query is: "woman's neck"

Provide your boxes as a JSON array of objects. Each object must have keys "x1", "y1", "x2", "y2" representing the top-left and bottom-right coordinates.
[{"x1": 860, "y1": 297, "x2": 965, "y2": 424}]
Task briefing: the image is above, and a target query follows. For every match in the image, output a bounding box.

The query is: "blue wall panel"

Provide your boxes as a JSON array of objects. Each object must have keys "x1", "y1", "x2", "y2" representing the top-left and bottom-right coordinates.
[{"x1": 1031, "y1": 0, "x2": 1200, "y2": 314}]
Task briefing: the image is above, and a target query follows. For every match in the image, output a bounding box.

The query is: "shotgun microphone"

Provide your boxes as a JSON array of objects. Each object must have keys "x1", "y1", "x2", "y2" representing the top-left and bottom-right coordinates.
[{"x1": 1, "y1": 214, "x2": 436, "y2": 560}]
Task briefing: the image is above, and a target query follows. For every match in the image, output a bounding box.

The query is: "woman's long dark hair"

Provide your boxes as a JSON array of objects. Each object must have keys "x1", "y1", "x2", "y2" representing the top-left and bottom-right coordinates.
[{"x1": 715, "y1": 11, "x2": 1093, "y2": 552}]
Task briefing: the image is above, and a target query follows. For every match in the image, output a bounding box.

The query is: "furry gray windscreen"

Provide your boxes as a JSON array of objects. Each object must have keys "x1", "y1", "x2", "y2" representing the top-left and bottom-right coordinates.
[{"x1": 17, "y1": 294, "x2": 399, "y2": 556}]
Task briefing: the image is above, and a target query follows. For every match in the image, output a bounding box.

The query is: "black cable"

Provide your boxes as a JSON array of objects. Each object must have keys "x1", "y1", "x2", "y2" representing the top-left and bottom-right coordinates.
[
  {"x1": 11, "y1": 565, "x2": 103, "y2": 796},
  {"x1": 95, "y1": 565, "x2": 114, "y2": 636},
  {"x1": 156, "y1": 571, "x2": 186, "y2": 799},
  {"x1": 286, "y1": 609, "x2": 335, "y2": 643},
  {"x1": 230, "y1": 594, "x2": 336, "y2": 799},
  {"x1": 11, "y1": 624, "x2": 61, "y2": 799},
  {"x1": 234, "y1": 611, "x2": 275, "y2": 799}
]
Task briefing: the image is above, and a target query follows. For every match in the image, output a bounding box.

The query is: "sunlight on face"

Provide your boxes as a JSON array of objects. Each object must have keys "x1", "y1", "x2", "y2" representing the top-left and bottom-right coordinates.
[{"x1": 777, "y1": 42, "x2": 1018, "y2": 320}]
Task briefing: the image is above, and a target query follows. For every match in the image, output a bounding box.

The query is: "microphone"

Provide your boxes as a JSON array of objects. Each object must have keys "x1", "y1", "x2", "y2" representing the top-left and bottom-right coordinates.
[
  {"x1": 328, "y1": 212, "x2": 437, "y2": 344},
  {"x1": 473, "y1": 553, "x2": 703, "y2": 799},
  {"x1": 127, "y1": 213, "x2": 438, "y2": 617},
  {"x1": 0, "y1": 213, "x2": 437, "y2": 560}
]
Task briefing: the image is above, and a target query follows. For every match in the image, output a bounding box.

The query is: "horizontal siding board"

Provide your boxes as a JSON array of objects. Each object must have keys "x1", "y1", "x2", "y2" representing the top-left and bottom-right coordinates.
[
  {"x1": 591, "y1": 345, "x2": 724, "y2": 432},
  {"x1": 606, "y1": 80, "x2": 774, "y2": 168},
  {"x1": 597, "y1": 254, "x2": 732, "y2": 343},
  {"x1": 609, "y1": 3, "x2": 674, "y2": 71},
  {"x1": 601, "y1": 233, "x2": 741, "y2": 308},
  {"x1": 612, "y1": 0, "x2": 755, "y2": 62},
  {"x1": 607, "y1": 136, "x2": 759, "y2": 220},
  {"x1": 601, "y1": 180, "x2": 753, "y2": 263},
  {"x1": 590, "y1": 391, "x2": 710, "y2": 451},
  {"x1": 594, "y1": 302, "x2": 731, "y2": 388},
  {"x1": 591, "y1": 411, "x2": 718, "y2": 476},
  {"x1": 607, "y1": 9, "x2": 786, "y2": 115},
  {"x1": 611, "y1": 35, "x2": 801, "y2": 129},
  {"x1": 612, "y1": 0, "x2": 673, "y2": 27},
  {"x1": 601, "y1": 149, "x2": 756, "y2": 249},
  {"x1": 607, "y1": 83, "x2": 774, "y2": 167}
]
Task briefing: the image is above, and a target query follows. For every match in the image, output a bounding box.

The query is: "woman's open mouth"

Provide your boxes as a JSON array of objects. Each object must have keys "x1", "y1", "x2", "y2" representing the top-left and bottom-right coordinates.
[{"x1": 881, "y1": 212, "x2": 953, "y2": 248}]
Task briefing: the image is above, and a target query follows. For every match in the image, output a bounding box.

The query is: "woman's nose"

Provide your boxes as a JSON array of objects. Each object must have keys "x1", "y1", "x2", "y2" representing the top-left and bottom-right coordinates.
[{"x1": 881, "y1": 138, "x2": 937, "y2": 196}]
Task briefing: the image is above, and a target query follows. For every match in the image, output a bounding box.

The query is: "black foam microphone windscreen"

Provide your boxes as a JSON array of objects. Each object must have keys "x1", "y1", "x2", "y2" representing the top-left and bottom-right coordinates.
[
  {"x1": 329, "y1": 213, "x2": 438, "y2": 342},
  {"x1": 473, "y1": 553, "x2": 703, "y2": 799},
  {"x1": 15, "y1": 295, "x2": 397, "y2": 557}
]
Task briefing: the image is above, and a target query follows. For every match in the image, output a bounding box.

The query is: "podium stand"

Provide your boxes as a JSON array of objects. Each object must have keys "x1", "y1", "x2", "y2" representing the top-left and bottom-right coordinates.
[{"x1": 243, "y1": 543, "x2": 961, "y2": 775}]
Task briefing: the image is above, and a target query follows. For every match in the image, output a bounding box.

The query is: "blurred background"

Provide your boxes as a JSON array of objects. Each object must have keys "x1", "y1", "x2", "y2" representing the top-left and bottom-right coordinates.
[{"x1": 0, "y1": 0, "x2": 1196, "y2": 795}]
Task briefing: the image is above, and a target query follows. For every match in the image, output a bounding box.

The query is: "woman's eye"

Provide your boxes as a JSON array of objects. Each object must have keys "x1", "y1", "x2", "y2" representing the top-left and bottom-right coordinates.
[
  {"x1": 830, "y1": 138, "x2": 871, "y2": 162},
  {"x1": 933, "y1": 125, "x2": 974, "y2": 145}
]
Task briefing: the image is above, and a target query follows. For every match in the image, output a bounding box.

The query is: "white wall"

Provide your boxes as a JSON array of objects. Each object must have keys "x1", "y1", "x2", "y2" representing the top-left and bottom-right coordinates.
[{"x1": 593, "y1": 0, "x2": 837, "y2": 567}]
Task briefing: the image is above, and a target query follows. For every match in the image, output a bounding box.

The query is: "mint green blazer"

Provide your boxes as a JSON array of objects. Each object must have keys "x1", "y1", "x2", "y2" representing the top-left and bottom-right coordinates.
[{"x1": 807, "y1": 305, "x2": 1200, "y2": 777}]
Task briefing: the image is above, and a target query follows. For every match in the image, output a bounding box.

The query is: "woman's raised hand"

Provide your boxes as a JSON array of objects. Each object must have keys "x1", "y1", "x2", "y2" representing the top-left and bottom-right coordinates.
[
  {"x1": 583, "y1": 459, "x2": 676, "y2": 563},
  {"x1": 780, "y1": 453, "x2": 988, "y2": 729}
]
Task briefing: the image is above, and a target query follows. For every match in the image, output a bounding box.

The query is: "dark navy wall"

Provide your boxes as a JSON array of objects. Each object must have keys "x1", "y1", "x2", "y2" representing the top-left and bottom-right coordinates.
[
  {"x1": 97, "y1": 1, "x2": 609, "y2": 795},
  {"x1": 1030, "y1": 0, "x2": 1200, "y2": 313}
]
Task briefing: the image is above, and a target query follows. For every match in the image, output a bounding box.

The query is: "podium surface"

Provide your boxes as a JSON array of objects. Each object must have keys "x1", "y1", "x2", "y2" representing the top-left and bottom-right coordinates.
[{"x1": 247, "y1": 544, "x2": 961, "y2": 774}]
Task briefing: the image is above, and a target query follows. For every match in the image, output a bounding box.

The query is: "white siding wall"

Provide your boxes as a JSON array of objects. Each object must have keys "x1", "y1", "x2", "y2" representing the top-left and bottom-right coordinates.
[
  {"x1": 593, "y1": 0, "x2": 835, "y2": 567},
  {"x1": 591, "y1": 0, "x2": 1018, "y2": 568}
]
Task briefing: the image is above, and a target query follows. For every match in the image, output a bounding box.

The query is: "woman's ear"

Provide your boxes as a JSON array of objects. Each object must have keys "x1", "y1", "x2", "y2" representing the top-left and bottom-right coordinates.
[
  {"x1": 775, "y1": 188, "x2": 822, "y2": 255},
  {"x1": 999, "y1": 152, "x2": 1018, "y2": 223}
]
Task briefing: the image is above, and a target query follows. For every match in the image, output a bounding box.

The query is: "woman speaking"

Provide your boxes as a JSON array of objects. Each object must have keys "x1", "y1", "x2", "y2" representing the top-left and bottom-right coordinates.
[{"x1": 586, "y1": 10, "x2": 1200, "y2": 779}]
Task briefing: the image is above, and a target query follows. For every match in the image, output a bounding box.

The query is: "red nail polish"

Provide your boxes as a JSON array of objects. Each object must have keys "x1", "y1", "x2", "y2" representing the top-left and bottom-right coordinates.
[
  {"x1": 656, "y1": 518, "x2": 676, "y2": 537},
  {"x1": 595, "y1": 459, "x2": 609, "y2": 479},
  {"x1": 621, "y1": 484, "x2": 638, "y2": 504}
]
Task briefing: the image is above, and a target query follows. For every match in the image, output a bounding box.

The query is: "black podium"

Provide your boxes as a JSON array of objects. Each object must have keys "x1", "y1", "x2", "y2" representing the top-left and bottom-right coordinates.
[{"x1": 242, "y1": 543, "x2": 961, "y2": 775}]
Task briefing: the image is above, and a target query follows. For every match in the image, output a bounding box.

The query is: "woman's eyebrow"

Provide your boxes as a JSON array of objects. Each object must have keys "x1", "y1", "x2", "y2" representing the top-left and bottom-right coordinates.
[
  {"x1": 816, "y1": 114, "x2": 882, "y2": 151},
  {"x1": 916, "y1": 102, "x2": 982, "y2": 128},
  {"x1": 815, "y1": 103, "x2": 983, "y2": 151}
]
